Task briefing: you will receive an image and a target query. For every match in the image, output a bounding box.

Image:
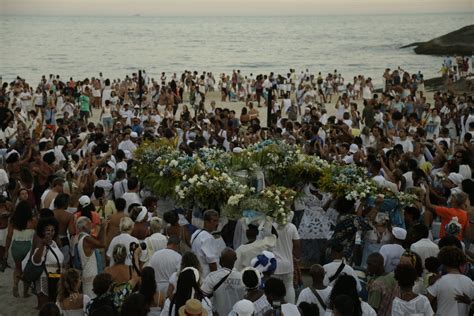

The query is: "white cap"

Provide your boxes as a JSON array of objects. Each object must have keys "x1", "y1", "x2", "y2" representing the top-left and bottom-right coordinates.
[
  {"x1": 130, "y1": 131, "x2": 138, "y2": 138},
  {"x1": 134, "y1": 104, "x2": 140, "y2": 109},
  {"x1": 448, "y1": 172, "x2": 464, "y2": 187},
  {"x1": 232, "y1": 299, "x2": 255, "y2": 316},
  {"x1": 39, "y1": 138, "x2": 51, "y2": 143},
  {"x1": 78, "y1": 195, "x2": 91, "y2": 207},
  {"x1": 349, "y1": 144, "x2": 359, "y2": 154},
  {"x1": 203, "y1": 119, "x2": 211, "y2": 124},
  {"x1": 233, "y1": 147, "x2": 243, "y2": 153},
  {"x1": 392, "y1": 227, "x2": 407, "y2": 240},
  {"x1": 107, "y1": 161, "x2": 116, "y2": 169}
]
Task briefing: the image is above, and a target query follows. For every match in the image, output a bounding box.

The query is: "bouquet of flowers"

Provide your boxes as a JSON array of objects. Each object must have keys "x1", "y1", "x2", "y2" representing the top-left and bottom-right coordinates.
[
  {"x1": 224, "y1": 185, "x2": 296, "y2": 226},
  {"x1": 318, "y1": 164, "x2": 378, "y2": 201},
  {"x1": 175, "y1": 171, "x2": 251, "y2": 211}
]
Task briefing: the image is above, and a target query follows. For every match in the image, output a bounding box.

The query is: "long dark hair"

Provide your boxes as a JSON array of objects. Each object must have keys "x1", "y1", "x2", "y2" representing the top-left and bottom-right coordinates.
[
  {"x1": 139, "y1": 267, "x2": 157, "y2": 307},
  {"x1": 11, "y1": 201, "x2": 33, "y2": 230},
  {"x1": 329, "y1": 274, "x2": 362, "y2": 316},
  {"x1": 169, "y1": 269, "x2": 204, "y2": 316}
]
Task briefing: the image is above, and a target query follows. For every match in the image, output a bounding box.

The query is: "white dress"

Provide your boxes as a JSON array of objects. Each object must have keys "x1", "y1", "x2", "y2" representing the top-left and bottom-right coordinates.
[
  {"x1": 30, "y1": 241, "x2": 64, "y2": 296},
  {"x1": 78, "y1": 233, "x2": 98, "y2": 298}
]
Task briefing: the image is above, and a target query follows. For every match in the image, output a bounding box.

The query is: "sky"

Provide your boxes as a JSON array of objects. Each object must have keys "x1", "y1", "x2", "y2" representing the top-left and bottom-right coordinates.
[{"x1": 1, "y1": 0, "x2": 473, "y2": 16}]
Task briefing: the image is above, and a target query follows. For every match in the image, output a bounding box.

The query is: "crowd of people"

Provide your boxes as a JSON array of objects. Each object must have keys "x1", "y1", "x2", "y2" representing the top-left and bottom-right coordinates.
[{"x1": 0, "y1": 65, "x2": 473, "y2": 316}]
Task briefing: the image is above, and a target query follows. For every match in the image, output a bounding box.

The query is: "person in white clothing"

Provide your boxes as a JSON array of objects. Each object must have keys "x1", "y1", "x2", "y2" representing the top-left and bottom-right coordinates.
[
  {"x1": 106, "y1": 217, "x2": 145, "y2": 266},
  {"x1": 379, "y1": 227, "x2": 407, "y2": 273},
  {"x1": 121, "y1": 177, "x2": 141, "y2": 214},
  {"x1": 234, "y1": 224, "x2": 276, "y2": 272},
  {"x1": 142, "y1": 217, "x2": 168, "y2": 264},
  {"x1": 323, "y1": 244, "x2": 362, "y2": 292},
  {"x1": 392, "y1": 263, "x2": 433, "y2": 316},
  {"x1": 148, "y1": 236, "x2": 182, "y2": 294},
  {"x1": 325, "y1": 274, "x2": 376, "y2": 316},
  {"x1": 264, "y1": 277, "x2": 301, "y2": 316},
  {"x1": 75, "y1": 216, "x2": 106, "y2": 298},
  {"x1": 272, "y1": 220, "x2": 300, "y2": 304},
  {"x1": 297, "y1": 264, "x2": 332, "y2": 316},
  {"x1": 409, "y1": 224, "x2": 439, "y2": 269},
  {"x1": 426, "y1": 246, "x2": 474, "y2": 316},
  {"x1": 190, "y1": 210, "x2": 220, "y2": 278},
  {"x1": 201, "y1": 248, "x2": 244, "y2": 316}
]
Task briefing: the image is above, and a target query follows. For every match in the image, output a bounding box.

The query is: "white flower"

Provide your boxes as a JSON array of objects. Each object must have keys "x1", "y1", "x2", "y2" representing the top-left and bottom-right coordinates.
[
  {"x1": 169, "y1": 159, "x2": 178, "y2": 167},
  {"x1": 183, "y1": 175, "x2": 187, "y2": 181},
  {"x1": 159, "y1": 171, "x2": 164, "y2": 176},
  {"x1": 189, "y1": 177, "x2": 197, "y2": 184}
]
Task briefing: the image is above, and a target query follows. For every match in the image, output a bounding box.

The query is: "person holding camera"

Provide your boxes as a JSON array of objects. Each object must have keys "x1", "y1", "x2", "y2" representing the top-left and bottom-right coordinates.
[
  {"x1": 75, "y1": 216, "x2": 106, "y2": 297},
  {"x1": 106, "y1": 216, "x2": 145, "y2": 267}
]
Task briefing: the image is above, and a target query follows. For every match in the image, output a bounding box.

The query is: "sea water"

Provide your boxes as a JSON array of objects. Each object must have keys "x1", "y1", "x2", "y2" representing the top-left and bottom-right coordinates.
[{"x1": 0, "y1": 13, "x2": 472, "y2": 85}]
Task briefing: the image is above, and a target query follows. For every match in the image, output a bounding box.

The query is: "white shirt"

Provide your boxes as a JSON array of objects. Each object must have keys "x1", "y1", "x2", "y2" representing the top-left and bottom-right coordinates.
[
  {"x1": 143, "y1": 233, "x2": 168, "y2": 263},
  {"x1": 372, "y1": 175, "x2": 398, "y2": 192},
  {"x1": 379, "y1": 243, "x2": 405, "y2": 273},
  {"x1": 273, "y1": 223, "x2": 299, "y2": 275},
  {"x1": 201, "y1": 268, "x2": 244, "y2": 316},
  {"x1": 118, "y1": 139, "x2": 137, "y2": 153},
  {"x1": 121, "y1": 191, "x2": 141, "y2": 214},
  {"x1": 191, "y1": 229, "x2": 220, "y2": 277},
  {"x1": 106, "y1": 233, "x2": 144, "y2": 266},
  {"x1": 297, "y1": 286, "x2": 332, "y2": 316},
  {"x1": 234, "y1": 235, "x2": 277, "y2": 272},
  {"x1": 113, "y1": 179, "x2": 128, "y2": 199},
  {"x1": 410, "y1": 238, "x2": 439, "y2": 269},
  {"x1": 323, "y1": 260, "x2": 362, "y2": 292},
  {"x1": 391, "y1": 294, "x2": 433, "y2": 316},
  {"x1": 394, "y1": 137, "x2": 413, "y2": 153},
  {"x1": 148, "y1": 248, "x2": 181, "y2": 293},
  {"x1": 427, "y1": 274, "x2": 474, "y2": 316}
]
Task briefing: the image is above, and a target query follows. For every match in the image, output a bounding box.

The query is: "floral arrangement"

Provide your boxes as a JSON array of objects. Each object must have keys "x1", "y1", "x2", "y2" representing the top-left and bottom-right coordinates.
[
  {"x1": 223, "y1": 185, "x2": 296, "y2": 226},
  {"x1": 134, "y1": 139, "x2": 420, "y2": 220},
  {"x1": 319, "y1": 164, "x2": 378, "y2": 201},
  {"x1": 174, "y1": 171, "x2": 252, "y2": 211}
]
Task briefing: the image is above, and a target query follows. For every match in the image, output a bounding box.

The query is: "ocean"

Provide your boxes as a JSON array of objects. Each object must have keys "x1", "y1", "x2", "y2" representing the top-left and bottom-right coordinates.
[{"x1": 0, "y1": 13, "x2": 472, "y2": 86}]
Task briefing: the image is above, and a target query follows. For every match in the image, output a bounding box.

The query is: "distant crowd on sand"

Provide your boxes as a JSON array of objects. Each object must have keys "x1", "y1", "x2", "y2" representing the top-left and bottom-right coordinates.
[{"x1": 0, "y1": 65, "x2": 473, "y2": 316}]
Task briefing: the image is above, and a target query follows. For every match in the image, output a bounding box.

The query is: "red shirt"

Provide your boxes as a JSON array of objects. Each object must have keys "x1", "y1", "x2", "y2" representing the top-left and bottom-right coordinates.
[{"x1": 434, "y1": 206, "x2": 469, "y2": 240}]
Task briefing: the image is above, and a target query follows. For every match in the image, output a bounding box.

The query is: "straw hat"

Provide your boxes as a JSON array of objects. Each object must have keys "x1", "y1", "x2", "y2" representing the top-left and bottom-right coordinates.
[{"x1": 178, "y1": 299, "x2": 208, "y2": 316}]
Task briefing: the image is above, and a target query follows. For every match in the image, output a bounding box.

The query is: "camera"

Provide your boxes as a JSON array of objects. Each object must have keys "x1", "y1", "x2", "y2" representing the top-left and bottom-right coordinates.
[{"x1": 129, "y1": 242, "x2": 147, "y2": 253}]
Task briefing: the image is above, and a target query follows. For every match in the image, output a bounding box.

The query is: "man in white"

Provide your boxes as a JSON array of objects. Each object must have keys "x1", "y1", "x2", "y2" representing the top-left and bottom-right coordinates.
[
  {"x1": 143, "y1": 217, "x2": 168, "y2": 264},
  {"x1": 323, "y1": 244, "x2": 362, "y2": 292},
  {"x1": 76, "y1": 216, "x2": 106, "y2": 297},
  {"x1": 118, "y1": 131, "x2": 138, "y2": 153},
  {"x1": 273, "y1": 218, "x2": 301, "y2": 304},
  {"x1": 297, "y1": 264, "x2": 332, "y2": 316},
  {"x1": 121, "y1": 177, "x2": 141, "y2": 214},
  {"x1": 147, "y1": 236, "x2": 181, "y2": 293},
  {"x1": 190, "y1": 210, "x2": 220, "y2": 277},
  {"x1": 379, "y1": 227, "x2": 407, "y2": 273},
  {"x1": 234, "y1": 223, "x2": 276, "y2": 272},
  {"x1": 409, "y1": 224, "x2": 439, "y2": 269},
  {"x1": 201, "y1": 248, "x2": 244, "y2": 316},
  {"x1": 106, "y1": 217, "x2": 145, "y2": 266}
]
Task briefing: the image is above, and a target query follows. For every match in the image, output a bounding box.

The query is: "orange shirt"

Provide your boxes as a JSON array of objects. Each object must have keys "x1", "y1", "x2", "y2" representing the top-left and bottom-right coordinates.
[
  {"x1": 434, "y1": 206, "x2": 469, "y2": 240},
  {"x1": 74, "y1": 211, "x2": 101, "y2": 237}
]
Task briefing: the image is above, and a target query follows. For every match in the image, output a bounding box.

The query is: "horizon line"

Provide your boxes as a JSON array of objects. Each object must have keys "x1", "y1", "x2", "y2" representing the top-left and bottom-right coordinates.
[{"x1": 1, "y1": 11, "x2": 472, "y2": 18}]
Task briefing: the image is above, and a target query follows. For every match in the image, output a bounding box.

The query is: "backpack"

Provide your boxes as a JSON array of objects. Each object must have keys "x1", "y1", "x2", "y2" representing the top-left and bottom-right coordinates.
[{"x1": 72, "y1": 233, "x2": 104, "y2": 273}]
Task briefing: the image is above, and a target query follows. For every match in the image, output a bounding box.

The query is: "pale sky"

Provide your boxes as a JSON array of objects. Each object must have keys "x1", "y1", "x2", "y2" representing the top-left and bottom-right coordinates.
[{"x1": 1, "y1": 0, "x2": 472, "y2": 16}]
